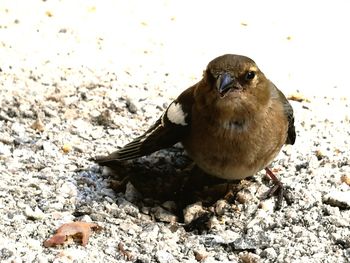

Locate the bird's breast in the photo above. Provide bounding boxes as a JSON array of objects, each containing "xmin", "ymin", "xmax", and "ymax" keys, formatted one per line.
[
  {"xmin": 183, "ymin": 127, "xmax": 263, "ymax": 180},
  {"xmin": 182, "ymin": 104, "xmax": 288, "ymax": 180}
]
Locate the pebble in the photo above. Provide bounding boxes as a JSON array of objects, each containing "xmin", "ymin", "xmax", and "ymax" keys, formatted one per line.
[
  {"xmin": 239, "ymin": 252, "xmax": 261, "ymax": 263},
  {"xmin": 59, "ymin": 181, "xmax": 78, "ymax": 198},
  {"xmin": 259, "ymin": 199, "xmax": 275, "ymax": 213},
  {"xmin": 183, "ymin": 202, "xmax": 206, "ymax": 225},
  {"xmin": 323, "ymin": 191, "xmax": 350, "ymax": 209},
  {"xmin": 0, "ymin": 132, "xmax": 14, "ymax": 144},
  {"xmin": 0, "ymin": 248, "xmax": 13, "ymax": 260},
  {"xmin": 42, "ymin": 141, "xmax": 58, "ymax": 157},
  {"xmin": 0, "ymin": 143, "xmax": 11, "ymax": 157},
  {"xmin": 30, "ymin": 117, "xmax": 45, "ymax": 132},
  {"xmin": 235, "ymin": 189, "xmax": 254, "ymax": 204},
  {"xmin": 261, "ymin": 247, "xmax": 277, "ymax": 260},
  {"xmin": 140, "ymin": 224, "xmax": 160, "ymax": 241},
  {"xmin": 125, "ymin": 182, "xmax": 142, "ymax": 202},
  {"xmin": 100, "ymin": 188, "xmax": 116, "ymax": 199},
  {"xmin": 340, "ymin": 175, "xmax": 350, "ymax": 186},
  {"xmin": 62, "ymin": 143, "xmax": 72, "ymax": 153},
  {"xmin": 214, "ymin": 199, "xmax": 227, "ymax": 216},
  {"xmin": 117, "ymin": 198, "xmax": 140, "ymax": 217},
  {"xmin": 24, "ymin": 205, "xmax": 45, "ymax": 220},
  {"xmin": 326, "ymin": 216, "xmax": 350, "ymax": 227},
  {"xmin": 156, "ymin": 250, "xmax": 176, "ymax": 263},
  {"xmin": 152, "ymin": 206, "xmax": 178, "ymax": 223},
  {"xmin": 162, "ymin": 201, "xmax": 177, "ymax": 213}
]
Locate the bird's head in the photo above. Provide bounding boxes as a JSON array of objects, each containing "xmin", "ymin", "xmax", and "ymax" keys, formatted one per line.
[{"xmin": 197, "ymin": 54, "xmax": 272, "ymax": 116}]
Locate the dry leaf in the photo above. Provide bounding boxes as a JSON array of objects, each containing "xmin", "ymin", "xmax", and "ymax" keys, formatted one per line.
[{"xmin": 43, "ymin": 222, "xmax": 102, "ymax": 247}]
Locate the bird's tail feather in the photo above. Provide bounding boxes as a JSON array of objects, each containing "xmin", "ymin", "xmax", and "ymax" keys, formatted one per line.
[{"xmin": 93, "ymin": 139, "xmax": 146, "ymax": 165}]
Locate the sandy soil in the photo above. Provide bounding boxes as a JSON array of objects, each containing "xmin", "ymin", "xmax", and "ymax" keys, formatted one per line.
[{"xmin": 0, "ymin": 1, "xmax": 349, "ymax": 262}]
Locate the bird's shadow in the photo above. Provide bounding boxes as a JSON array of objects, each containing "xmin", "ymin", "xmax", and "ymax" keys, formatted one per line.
[{"xmin": 98, "ymin": 147, "xmax": 249, "ymax": 221}]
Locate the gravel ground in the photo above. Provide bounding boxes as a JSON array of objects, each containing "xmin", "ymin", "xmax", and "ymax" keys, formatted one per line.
[{"xmin": 1, "ymin": 1, "xmax": 350, "ymax": 263}]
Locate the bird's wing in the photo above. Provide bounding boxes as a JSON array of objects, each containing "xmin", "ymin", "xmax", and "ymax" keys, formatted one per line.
[
  {"xmin": 272, "ymin": 84, "xmax": 296, "ymax": 145},
  {"xmin": 94, "ymin": 86, "xmax": 195, "ymax": 164}
]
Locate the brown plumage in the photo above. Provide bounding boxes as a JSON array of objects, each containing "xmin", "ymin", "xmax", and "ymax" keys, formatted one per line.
[{"xmin": 94, "ymin": 54, "xmax": 295, "ymax": 204}]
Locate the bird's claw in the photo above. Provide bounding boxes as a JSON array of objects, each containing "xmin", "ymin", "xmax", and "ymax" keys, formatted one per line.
[
  {"xmin": 262, "ymin": 167, "xmax": 285, "ymax": 210},
  {"xmin": 261, "ymin": 181, "xmax": 284, "ymax": 210}
]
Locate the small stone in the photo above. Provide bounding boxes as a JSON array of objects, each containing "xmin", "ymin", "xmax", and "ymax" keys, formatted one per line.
[
  {"xmin": 64, "ymin": 108, "xmax": 78, "ymax": 119},
  {"xmin": 141, "ymin": 206, "xmax": 150, "ymax": 215},
  {"xmin": 117, "ymin": 198, "xmax": 139, "ymax": 217},
  {"xmin": 236, "ymin": 190, "xmax": 253, "ymax": 204},
  {"xmin": 102, "ymin": 166, "xmax": 114, "ymax": 177},
  {"xmin": 94, "ymin": 110, "xmax": 112, "ymax": 126},
  {"xmin": 183, "ymin": 202, "xmax": 206, "ymax": 225},
  {"xmin": 341, "ymin": 175, "xmax": 350, "ymax": 186},
  {"xmin": 345, "ymin": 248, "xmax": 350, "ymax": 259},
  {"xmin": 62, "ymin": 143, "xmax": 72, "ymax": 153},
  {"xmin": 42, "ymin": 141, "xmax": 58, "ymax": 157},
  {"xmin": 49, "ymin": 202, "xmax": 64, "ymax": 211},
  {"xmin": 323, "ymin": 205, "xmax": 341, "ymax": 216},
  {"xmin": 0, "ymin": 248, "xmax": 13, "ymax": 260},
  {"xmin": 80, "ymin": 215, "xmax": 93, "ymax": 222},
  {"xmin": 259, "ymin": 199, "xmax": 275, "ymax": 213},
  {"xmin": 152, "ymin": 206, "xmax": 178, "ymax": 223},
  {"xmin": 60, "ymin": 181, "xmax": 78, "ymax": 198},
  {"xmin": 162, "ymin": 201, "xmax": 177, "ymax": 213},
  {"xmin": 100, "ymin": 188, "xmax": 116, "ymax": 199},
  {"xmin": 56, "ymin": 248, "xmax": 87, "ymax": 262},
  {"xmin": 140, "ymin": 224, "xmax": 160, "ymax": 241},
  {"xmin": 24, "ymin": 205, "xmax": 45, "ymax": 220},
  {"xmin": 208, "ymin": 216, "xmax": 222, "ymax": 230},
  {"xmin": 239, "ymin": 252, "xmax": 260, "ymax": 263},
  {"xmin": 261, "ymin": 247, "xmax": 277, "ymax": 260},
  {"xmin": 0, "ymin": 133, "xmax": 14, "ymax": 144},
  {"xmin": 0, "ymin": 143, "xmax": 11, "ymax": 158},
  {"xmin": 31, "ymin": 117, "xmax": 45, "ymax": 131},
  {"xmin": 59, "ymin": 28, "xmax": 67, "ymax": 33},
  {"xmin": 214, "ymin": 199, "xmax": 227, "ymax": 216},
  {"xmin": 327, "ymin": 215, "xmax": 349, "ymax": 227},
  {"xmin": 72, "ymin": 143, "xmax": 85, "ymax": 153},
  {"xmin": 194, "ymin": 250, "xmax": 208, "ymax": 262},
  {"xmin": 323, "ymin": 191, "xmax": 350, "ymax": 209},
  {"xmin": 287, "ymin": 92, "xmax": 310, "ymax": 102},
  {"xmin": 285, "ymin": 210, "xmax": 299, "ymax": 223},
  {"xmin": 155, "ymin": 250, "xmax": 175, "ymax": 263},
  {"xmin": 125, "ymin": 182, "xmax": 141, "ymax": 202},
  {"xmin": 45, "ymin": 11, "xmax": 53, "ymax": 17},
  {"xmin": 104, "ymin": 196, "xmax": 114, "ymax": 203},
  {"xmin": 309, "ymin": 155, "xmax": 320, "ymax": 169},
  {"xmin": 11, "ymin": 122, "xmax": 26, "ymax": 137},
  {"xmin": 233, "ymin": 238, "xmax": 258, "ymax": 251},
  {"xmin": 125, "ymin": 97, "xmax": 138, "ymax": 114}
]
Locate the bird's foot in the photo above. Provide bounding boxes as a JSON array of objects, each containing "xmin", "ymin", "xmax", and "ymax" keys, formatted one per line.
[{"xmin": 261, "ymin": 167, "xmax": 284, "ymax": 210}]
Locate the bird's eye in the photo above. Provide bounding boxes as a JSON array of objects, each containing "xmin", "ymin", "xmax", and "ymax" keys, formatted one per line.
[{"xmin": 245, "ymin": 71, "xmax": 255, "ymax": 81}]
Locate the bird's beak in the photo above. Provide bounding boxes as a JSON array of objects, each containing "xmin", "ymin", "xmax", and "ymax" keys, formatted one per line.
[{"xmin": 217, "ymin": 73, "xmax": 242, "ymax": 97}]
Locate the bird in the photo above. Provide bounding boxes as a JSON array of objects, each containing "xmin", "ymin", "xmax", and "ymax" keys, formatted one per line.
[{"xmin": 94, "ymin": 54, "xmax": 296, "ymax": 208}]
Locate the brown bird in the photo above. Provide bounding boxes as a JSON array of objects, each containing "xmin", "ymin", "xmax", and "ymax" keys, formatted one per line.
[{"xmin": 95, "ymin": 54, "xmax": 296, "ymax": 207}]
